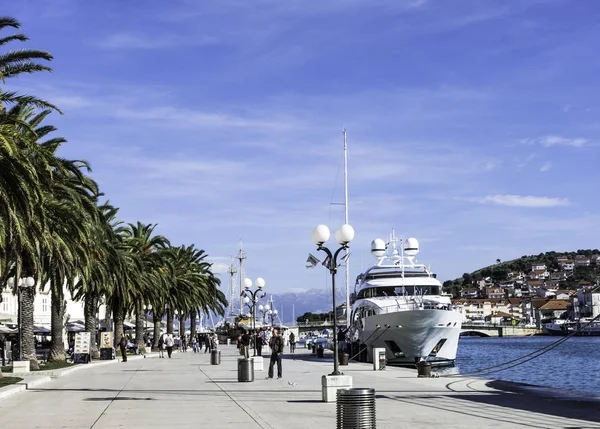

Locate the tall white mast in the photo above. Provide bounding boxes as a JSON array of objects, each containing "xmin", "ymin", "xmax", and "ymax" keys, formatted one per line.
[
  {"xmin": 228, "ymin": 258, "xmax": 238, "ymax": 322},
  {"xmin": 237, "ymin": 239, "xmax": 247, "ymax": 315},
  {"xmin": 343, "ymin": 129, "xmax": 350, "ymax": 327}
]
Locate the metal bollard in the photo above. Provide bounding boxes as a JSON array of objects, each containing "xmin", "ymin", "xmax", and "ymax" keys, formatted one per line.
[
  {"xmin": 210, "ymin": 349, "xmax": 221, "ymax": 365},
  {"xmin": 417, "ymin": 361, "xmax": 431, "ymax": 377},
  {"xmin": 336, "ymin": 388, "xmax": 376, "ymax": 429},
  {"xmin": 237, "ymin": 358, "xmax": 254, "ymax": 382}
]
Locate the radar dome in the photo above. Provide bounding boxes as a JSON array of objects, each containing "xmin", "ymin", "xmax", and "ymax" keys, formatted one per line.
[
  {"xmin": 371, "ymin": 238, "xmax": 386, "ymax": 258},
  {"xmin": 404, "ymin": 237, "xmax": 419, "ymax": 256}
]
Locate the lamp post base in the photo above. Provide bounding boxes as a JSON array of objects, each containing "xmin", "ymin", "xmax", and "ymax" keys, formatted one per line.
[
  {"xmin": 321, "ymin": 374, "xmax": 352, "ymax": 403},
  {"xmin": 12, "ymin": 360, "xmax": 30, "ymax": 373},
  {"xmin": 250, "ymin": 356, "xmax": 264, "ymax": 371}
]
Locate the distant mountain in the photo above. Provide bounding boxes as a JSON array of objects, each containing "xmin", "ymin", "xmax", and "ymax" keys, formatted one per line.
[{"xmin": 266, "ymin": 287, "xmax": 347, "ymax": 325}]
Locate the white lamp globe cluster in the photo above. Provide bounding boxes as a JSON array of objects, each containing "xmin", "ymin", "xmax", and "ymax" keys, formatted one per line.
[{"xmin": 311, "ymin": 224, "xmax": 354, "ymax": 245}]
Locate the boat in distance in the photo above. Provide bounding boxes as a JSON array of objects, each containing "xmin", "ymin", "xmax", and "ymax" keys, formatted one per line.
[
  {"xmin": 545, "ymin": 318, "xmax": 600, "ymax": 336},
  {"xmin": 347, "ymin": 231, "xmax": 462, "ymax": 367}
]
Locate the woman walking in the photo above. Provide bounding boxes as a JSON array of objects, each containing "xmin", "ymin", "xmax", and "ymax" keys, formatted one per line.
[{"xmin": 158, "ymin": 334, "xmax": 165, "ymax": 358}]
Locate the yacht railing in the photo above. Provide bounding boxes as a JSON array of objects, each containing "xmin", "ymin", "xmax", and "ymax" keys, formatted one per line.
[{"xmin": 377, "ymin": 300, "xmax": 452, "ymax": 314}]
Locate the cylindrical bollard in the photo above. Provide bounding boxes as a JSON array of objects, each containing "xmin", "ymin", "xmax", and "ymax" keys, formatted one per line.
[
  {"xmin": 211, "ymin": 349, "xmax": 221, "ymax": 365},
  {"xmin": 336, "ymin": 388, "xmax": 376, "ymax": 429},
  {"xmin": 417, "ymin": 361, "xmax": 431, "ymax": 377},
  {"xmin": 317, "ymin": 346, "xmax": 324, "ymax": 358},
  {"xmin": 339, "ymin": 352, "xmax": 350, "ymax": 366},
  {"xmin": 237, "ymin": 358, "xmax": 254, "ymax": 382}
]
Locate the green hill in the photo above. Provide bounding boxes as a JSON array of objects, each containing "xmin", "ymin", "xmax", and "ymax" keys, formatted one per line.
[{"xmin": 442, "ymin": 249, "xmax": 600, "ymax": 296}]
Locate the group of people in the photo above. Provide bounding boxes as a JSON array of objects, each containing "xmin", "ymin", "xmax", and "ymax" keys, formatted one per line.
[
  {"xmin": 237, "ymin": 327, "xmax": 287, "ymax": 379},
  {"xmin": 116, "ymin": 331, "xmax": 219, "ymax": 361}
]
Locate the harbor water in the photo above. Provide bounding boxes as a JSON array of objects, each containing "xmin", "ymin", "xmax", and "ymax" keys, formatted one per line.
[{"xmin": 437, "ymin": 336, "xmax": 600, "ymax": 396}]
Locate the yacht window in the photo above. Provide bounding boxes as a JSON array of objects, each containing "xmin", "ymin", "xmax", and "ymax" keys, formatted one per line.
[
  {"xmin": 428, "ymin": 339, "xmax": 447, "ymax": 357},
  {"xmin": 384, "ymin": 340, "xmax": 405, "ymax": 358},
  {"xmin": 359, "ymin": 285, "xmax": 440, "ymax": 298}
]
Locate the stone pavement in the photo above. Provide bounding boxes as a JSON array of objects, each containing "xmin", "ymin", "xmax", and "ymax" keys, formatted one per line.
[{"xmin": 0, "ymin": 344, "xmax": 599, "ymax": 428}]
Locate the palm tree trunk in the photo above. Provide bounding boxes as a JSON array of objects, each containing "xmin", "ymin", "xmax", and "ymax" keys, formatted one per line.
[
  {"xmin": 190, "ymin": 309, "xmax": 197, "ymax": 341},
  {"xmin": 48, "ymin": 288, "xmax": 66, "ymax": 362},
  {"xmin": 167, "ymin": 308, "xmax": 174, "ymax": 335},
  {"xmin": 152, "ymin": 312, "xmax": 162, "ymax": 351},
  {"xmin": 84, "ymin": 294, "xmax": 100, "ymax": 359},
  {"xmin": 20, "ymin": 286, "xmax": 39, "ymax": 370},
  {"xmin": 113, "ymin": 297, "xmax": 125, "ymax": 344},
  {"xmin": 135, "ymin": 300, "xmax": 145, "ymax": 353},
  {"xmin": 179, "ymin": 314, "xmax": 186, "ymax": 341}
]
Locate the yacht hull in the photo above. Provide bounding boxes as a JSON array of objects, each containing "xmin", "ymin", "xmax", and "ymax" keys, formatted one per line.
[{"xmin": 353, "ymin": 309, "xmax": 462, "ymax": 366}]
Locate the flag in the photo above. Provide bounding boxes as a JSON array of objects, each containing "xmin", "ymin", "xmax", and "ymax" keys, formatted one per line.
[
  {"xmin": 306, "ymin": 253, "xmax": 320, "ymax": 268},
  {"xmin": 341, "ymin": 250, "xmax": 352, "ymax": 263},
  {"xmin": 322, "ymin": 255, "xmax": 331, "ymax": 269}
]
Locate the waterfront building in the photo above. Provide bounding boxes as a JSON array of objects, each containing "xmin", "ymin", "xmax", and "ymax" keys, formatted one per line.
[{"xmin": 0, "ymin": 283, "xmax": 107, "ymax": 332}]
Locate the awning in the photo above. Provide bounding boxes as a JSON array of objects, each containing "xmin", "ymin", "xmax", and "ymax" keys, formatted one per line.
[
  {"xmin": 0, "ymin": 324, "xmax": 17, "ymax": 334},
  {"xmin": 66, "ymin": 321, "xmax": 86, "ymax": 332},
  {"xmin": 123, "ymin": 322, "xmax": 135, "ymax": 331},
  {"xmin": 34, "ymin": 325, "xmax": 51, "ymax": 334}
]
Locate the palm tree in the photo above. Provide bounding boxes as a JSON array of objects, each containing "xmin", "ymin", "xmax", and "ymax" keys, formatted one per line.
[
  {"xmin": 166, "ymin": 245, "xmax": 227, "ymax": 336},
  {"xmin": 0, "ymin": 16, "xmax": 58, "ymax": 111},
  {"xmin": 118, "ymin": 222, "xmax": 169, "ymax": 349},
  {"xmin": 73, "ymin": 202, "xmax": 124, "ymax": 359}
]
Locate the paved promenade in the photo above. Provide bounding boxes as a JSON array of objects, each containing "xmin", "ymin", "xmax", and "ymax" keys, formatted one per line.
[{"xmin": 1, "ymin": 344, "xmax": 599, "ymax": 428}]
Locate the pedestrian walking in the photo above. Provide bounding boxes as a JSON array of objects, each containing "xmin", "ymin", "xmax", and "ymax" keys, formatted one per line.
[
  {"xmin": 158, "ymin": 334, "xmax": 165, "ymax": 358},
  {"xmin": 181, "ymin": 335, "xmax": 187, "ymax": 352},
  {"xmin": 289, "ymin": 332, "xmax": 296, "ymax": 353},
  {"xmin": 256, "ymin": 331, "xmax": 263, "ymax": 357},
  {"xmin": 204, "ymin": 334, "xmax": 210, "ymax": 353},
  {"xmin": 119, "ymin": 334, "xmax": 128, "ymax": 362},
  {"xmin": 211, "ymin": 332, "xmax": 218, "ymax": 351},
  {"xmin": 0, "ymin": 335, "xmax": 6, "ymax": 366},
  {"xmin": 165, "ymin": 334, "xmax": 174, "ymax": 358},
  {"xmin": 266, "ymin": 328, "xmax": 284, "ymax": 379},
  {"xmin": 192, "ymin": 336, "xmax": 198, "ymax": 353},
  {"xmin": 240, "ymin": 330, "xmax": 250, "ymax": 358}
]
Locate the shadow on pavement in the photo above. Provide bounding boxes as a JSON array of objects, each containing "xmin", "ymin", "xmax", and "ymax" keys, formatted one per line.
[
  {"xmin": 381, "ymin": 390, "xmax": 600, "ymax": 425},
  {"xmin": 84, "ymin": 396, "xmax": 155, "ymax": 401}
]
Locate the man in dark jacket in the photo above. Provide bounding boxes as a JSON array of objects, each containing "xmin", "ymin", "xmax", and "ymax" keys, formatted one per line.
[
  {"xmin": 266, "ymin": 329, "xmax": 284, "ymax": 379},
  {"xmin": 119, "ymin": 334, "xmax": 128, "ymax": 362},
  {"xmin": 204, "ymin": 334, "xmax": 210, "ymax": 353},
  {"xmin": 0, "ymin": 335, "xmax": 5, "ymax": 366},
  {"xmin": 240, "ymin": 330, "xmax": 250, "ymax": 358}
]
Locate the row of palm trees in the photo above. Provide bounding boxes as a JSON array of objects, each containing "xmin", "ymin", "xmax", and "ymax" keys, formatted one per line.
[{"xmin": 0, "ymin": 17, "xmax": 227, "ymax": 375}]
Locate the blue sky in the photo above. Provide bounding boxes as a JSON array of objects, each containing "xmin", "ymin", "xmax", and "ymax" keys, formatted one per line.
[{"xmin": 5, "ymin": 0, "xmax": 600, "ymax": 297}]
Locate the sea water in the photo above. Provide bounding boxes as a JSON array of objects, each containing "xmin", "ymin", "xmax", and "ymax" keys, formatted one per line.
[{"xmin": 437, "ymin": 336, "xmax": 600, "ymax": 396}]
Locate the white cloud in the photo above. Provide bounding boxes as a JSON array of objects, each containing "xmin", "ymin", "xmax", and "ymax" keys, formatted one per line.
[
  {"xmin": 523, "ymin": 135, "xmax": 588, "ymax": 148},
  {"xmin": 94, "ymin": 32, "xmax": 217, "ymax": 49},
  {"xmin": 477, "ymin": 195, "xmax": 569, "ymax": 208},
  {"xmin": 540, "ymin": 161, "xmax": 552, "ymax": 172}
]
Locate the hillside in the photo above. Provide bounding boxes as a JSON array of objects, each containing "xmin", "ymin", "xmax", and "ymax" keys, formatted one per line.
[{"xmin": 443, "ymin": 249, "xmax": 600, "ymax": 296}]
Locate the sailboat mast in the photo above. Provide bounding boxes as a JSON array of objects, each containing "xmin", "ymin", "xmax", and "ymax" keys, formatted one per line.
[
  {"xmin": 343, "ymin": 129, "xmax": 350, "ymax": 327},
  {"xmin": 228, "ymin": 258, "xmax": 237, "ymax": 322},
  {"xmin": 237, "ymin": 240, "xmax": 246, "ymax": 316}
]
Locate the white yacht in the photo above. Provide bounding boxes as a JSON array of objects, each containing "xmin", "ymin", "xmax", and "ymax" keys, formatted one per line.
[
  {"xmin": 347, "ymin": 231, "xmax": 462, "ymax": 367},
  {"xmin": 545, "ymin": 318, "xmax": 600, "ymax": 336}
]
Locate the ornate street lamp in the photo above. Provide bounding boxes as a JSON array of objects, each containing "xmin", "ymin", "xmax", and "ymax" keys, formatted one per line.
[
  {"xmin": 312, "ymin": 223, "xmax": 354, "ymax": 376},
  {"xmin": 266, "ymin": 308, "xmax": 279, "ymax": 326},
  {"xmin": 242, "ymin": 277, "xmax": 266, "ymax": 356},
  {"xmin": 258, "ymin": 304, "xmax": 271, "ymax": 325}
]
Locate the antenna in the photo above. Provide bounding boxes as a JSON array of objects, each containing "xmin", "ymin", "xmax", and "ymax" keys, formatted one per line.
[
  {"xmin": 237, "ymin": 239, "xmax": 247, "ymax": 316},
  {"xmin": 228, "ymin": 257, "xmax": 238, "ymax": 322}
]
